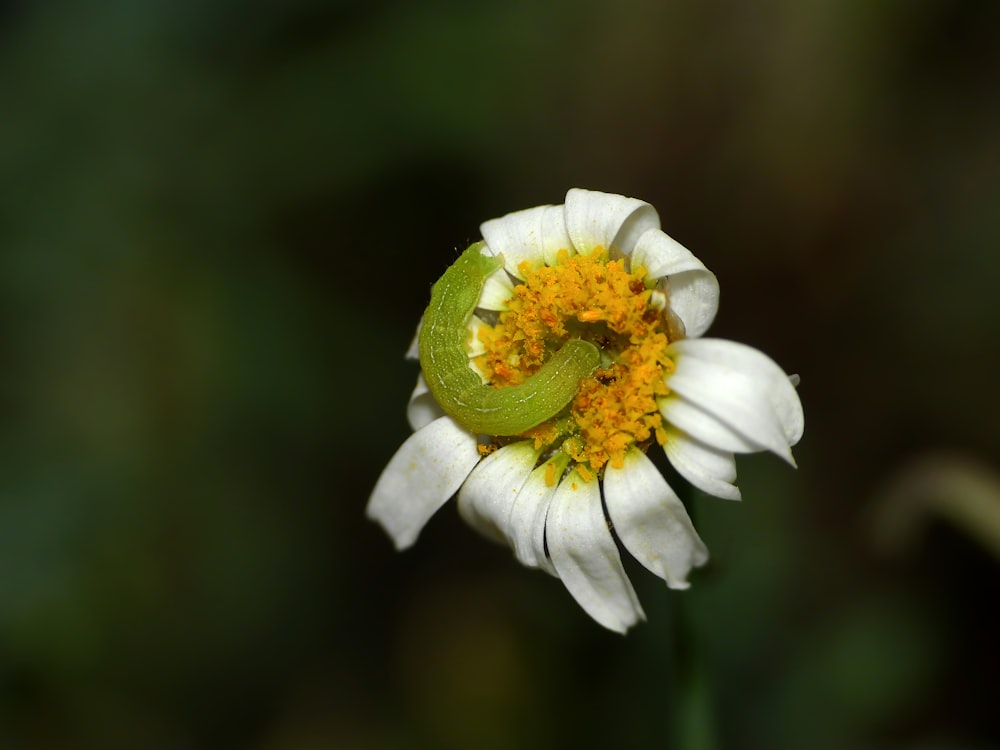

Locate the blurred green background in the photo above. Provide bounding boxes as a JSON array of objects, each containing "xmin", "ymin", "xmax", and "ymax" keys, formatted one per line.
[{"xmin": 2, "ymin": 0, "xmax": 998, "ymax": 748}]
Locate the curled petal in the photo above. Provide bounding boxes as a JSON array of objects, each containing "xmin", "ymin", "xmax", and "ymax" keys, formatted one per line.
[
  {"xmin": 631, "ymin": 228, "xmax": 719, "ymax": 338},
  {"xmin": 540, "ymin": 204, "xmax": 575, "ymax": 266},
  {"xmin": 631, "ymin": 227, "xmax": 706, "ymax": 279},
  {"xmin": 659, "ymin": 394, "xmax": 768, "ymax": 455},
  {"xmin": 669, "ymin": 338, "xmax": 804, "ymax": 459},
  {"xmin": 466, "ymin": 314, "xmax": 488, "ymax": 357},
  {"xmin": 546, "ymin": 470, "xmax": 645, "ymax": 633},
  {"xmin": 564, "ymin": 188, "xmax": 660, "ymax": 256},
  {"xmin": 476, "ymin": 262, "xmax": 517, "ymax": 310},
  {"xmin": 506, "ymin": 454, "xmax": 569, "ymax": 576},
  {"xmin": 458, "ymin": 442, "xmax": 541, "ymax": 545},
  {"xmin": 664, "ymin": 360, "xmax": 793, "ymax": 465},
  {"xmin": 367, "ymin": 417, "xmax": 481, "ymax": 549},
  {"xmin": 604, "ymin": 449, "xmax": 709, "ymax": 589},
  {"xmin": 406, "ymin": 373, "xmax": 445, "ymax": 432},
  {"xmin": 663, "ymin": 427, "xmax": 742, "ymax": 501},
  {"xmin": 668, "ymin": 269, "xmax": 721, "ymax": 339},
  {"xmin": 663, "ymin": 342, "xmax": 800, "ymax": 465},
  {"xmin": 480, "ymin": 205, "xmax": 550, "ymax": 280}
]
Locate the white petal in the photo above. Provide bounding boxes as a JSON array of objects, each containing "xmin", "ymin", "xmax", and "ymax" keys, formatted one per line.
[
  {"xmin": 630, "ymin": 228, "xmax": 719, "ymax": 338},
  {"xmin": 466, "ymin": 314, "xmax": 488, "ymax": 358},
  {"xmin": 476, "ymin": 261, "xmax": 516, "ymax": 310},
  {"xmin": 480, "ymin": 205, "xmax": 550, "ymax": 280},
  {"xmin": 564, "ymin": 189, "xmax": 660, "ymax": 256},
  {"xmin": 663, "ymin": 428, "xmax": 742, "ymax": 501},
  {"xmin": 670, "ymin": 338, "xmax": 804, "ymax": 455},
  {"xmin": 631, "ymin": 227, "xmax": 707, "ymax": 279},
  {"xmin": 604, "ymin": 449, "xmax": 709, "ymax": 588},
  {"xmin": 546, "ymin": 470, "xmax": 645, "ymax": 633},
  {"xmin": 367, "ymin": 417, "xmax": 481, "ymax": 549},
  {"xmin": 406, "ymin": 373, "xmax": 444, "ymax": 432},
  {"xmin": 457, "ymin": 441, "xmax": 540, "ymax": 545},
  {"xmin": 540, "ymin": 204, "xmax": 575, "ymax": 266},
  {"xmin": 668, "ymin": 269, "xmax": 720, "ymax": 338},
  {"xmin": 659, "ymin": 394, "xmax": 767, "ymax": 455},
  {"xmin": 506, "ymin": 454, "xmax": 568, "ymax": 576},
  {"xmin": 662, "ymin": 342, "xmax": 800, "ymax": 465},
  {"xmin": 665, "ymin": 368, "xmax": 794, "ymax": 465}
]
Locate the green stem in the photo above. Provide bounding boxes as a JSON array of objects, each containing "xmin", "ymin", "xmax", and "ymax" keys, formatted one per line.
[
  {"xmin": 670, "ymin": 490, "xmax": 716, "ymax": 750},
  {"xmin": 672, "ymin": 592, "xmax": 716, "ymax": 750}
]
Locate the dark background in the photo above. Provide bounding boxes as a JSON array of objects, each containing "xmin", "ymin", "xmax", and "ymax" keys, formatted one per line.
[{"xmin": 2, "ymin": 1, "xmax": 998, "ymax": 748}]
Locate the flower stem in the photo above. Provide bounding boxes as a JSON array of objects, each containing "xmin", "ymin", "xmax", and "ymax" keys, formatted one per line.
[
  {"xmin": 672, "ymin": 593, "xmax": 717, "ymax": 750},
  {"xmin": 671, "ymin": 493, "xmax": 717, "ymax": 750}
]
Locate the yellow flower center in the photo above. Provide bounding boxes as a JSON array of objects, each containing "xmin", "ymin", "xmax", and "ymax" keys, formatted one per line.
[{"xmin": 474, "ymin": 248, "xmax": 678, "ymax": 482}]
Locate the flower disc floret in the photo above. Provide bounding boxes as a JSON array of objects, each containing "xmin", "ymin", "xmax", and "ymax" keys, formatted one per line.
[{"xmin": 475, "ymin": 248, "xmax": 676, "ymax": 481}]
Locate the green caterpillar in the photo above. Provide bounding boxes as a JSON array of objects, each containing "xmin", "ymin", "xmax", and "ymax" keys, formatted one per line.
[{"xmin": 419, "ymin": 242, "xmax": 600, "ymax": 436}]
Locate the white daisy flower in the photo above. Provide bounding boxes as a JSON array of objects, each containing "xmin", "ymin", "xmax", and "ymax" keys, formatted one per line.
[{"xmin": 368, "ymin": 188, "xmax": 804, "ymax": 633}]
